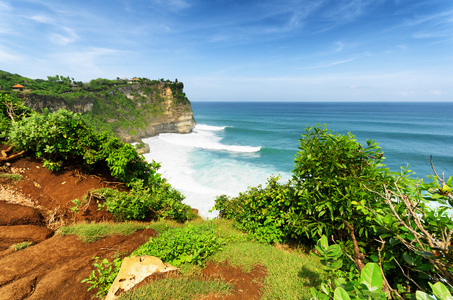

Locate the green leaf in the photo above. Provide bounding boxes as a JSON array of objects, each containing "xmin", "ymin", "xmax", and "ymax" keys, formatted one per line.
[
  {"xmin": 416, "ymin": 291, "xmax": 436, "ymax": 300},
  {"xmin": 360, "ymin": 263, "xmax": 383, "ymax": 291},
  {"xmin": 429, "ymin": 282, "xmax": 453, "ymax": 300},
  {"xmin": 334, "ymin": 287, "xmax": 351, "ymax": 300},
  {"xmin": 402, "ymin": 253, "xmax": 415, "ymax": 266}
]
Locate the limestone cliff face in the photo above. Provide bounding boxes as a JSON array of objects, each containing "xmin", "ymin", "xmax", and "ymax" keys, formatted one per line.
[
  {"xmin": 113, "ymin": 85, "xmax": 196, "ymax": 142},
  {"xmin": 20, "ymin": 81, "xmax": 196, "ymax": 142}
]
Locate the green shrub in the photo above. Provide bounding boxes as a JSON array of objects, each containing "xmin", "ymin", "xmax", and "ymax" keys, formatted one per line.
[
  {"xmin": 132, "ymin": 222, "xmax": 223, "ymax": 266},
  {"xmin": 291, "ymin": 124, "xmax": 396, "ymax": 240},
  {"xmin": 214, "ymin": 176, "xmax": 295, "ymax": 244},
  {"xmin": 94, "ymin": 180, "xmax": 195, "ymax": 222},
  {"xmin": 7, "ymin": 108, "xmax": 161, "ymax": 185},
  {"xmin": 0, "ymin": 93, "xmax": 30, "ymax": 139}
]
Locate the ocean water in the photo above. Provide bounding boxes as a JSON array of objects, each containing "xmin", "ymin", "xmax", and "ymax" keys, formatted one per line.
[{"xmin": 143, "ymin": 102, "xmax": 453, "ymax": 218}]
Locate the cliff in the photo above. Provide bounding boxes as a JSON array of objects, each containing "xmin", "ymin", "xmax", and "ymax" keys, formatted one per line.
[{"xmin": 16, "ymin": 79, "xmax": 196, "ymax": 142}]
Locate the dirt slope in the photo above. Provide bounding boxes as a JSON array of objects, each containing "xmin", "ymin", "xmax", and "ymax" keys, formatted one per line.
[{"xmin": 0, "ymin": 149, "xmax": 265, "ymax": 300}]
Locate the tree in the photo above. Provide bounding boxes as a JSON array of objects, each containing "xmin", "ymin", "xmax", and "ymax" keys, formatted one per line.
[{"xmin": 290, "ymin": 125, "xmax": 395, "ymax": 241}]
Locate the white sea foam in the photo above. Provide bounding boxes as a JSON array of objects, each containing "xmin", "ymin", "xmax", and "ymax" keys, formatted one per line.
[
  {"xmin": 195, "ymin": 124, "xmax": 229, "ymax": 131},
  {"xmin": 142, "ymin": 126, "xmax": 289, "ymax": 218},
  {"xmin": 156, "ymin": 124, "xmax": 261, "ymax": 153}
]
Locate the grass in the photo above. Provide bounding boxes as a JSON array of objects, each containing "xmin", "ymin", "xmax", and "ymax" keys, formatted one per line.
[
  {"xmin": 0, "ymin": 173, "xmax": 22, "ymax": 181},
  {"xmin": 10, "ymin": 241, "xmax": 33, "ymax": 251},
  {"xmin": 118, "ymin": 278, "xmax": 233, "ymax": 300},
  {"xmin": 117, "ymin": 219, "xmax": 324, "ymax": 300},
  {"xmin": 209, "ymin": 241, "xmax": 324, "ymax": 299},
  {"xmin": 57, "ymin": 221, "xmax": 151, "ymax": 243},
  {"xmin": 56, "ymin": 219, "xmax": 186, "ymax": 243},
  {"xmin": 64, "ymin": 219, "xmax": 325, "ymax": 299}
]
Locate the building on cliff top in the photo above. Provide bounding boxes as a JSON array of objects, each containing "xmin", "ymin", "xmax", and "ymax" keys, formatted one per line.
[{"xmin": 12, "ymin": 84, "xmax": 24, "ymax": 91}]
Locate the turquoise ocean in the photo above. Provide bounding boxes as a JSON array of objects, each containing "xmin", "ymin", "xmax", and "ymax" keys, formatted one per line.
[{"xmin": 143, "ymin": 102, "xmax": 453, "ymax": 218}]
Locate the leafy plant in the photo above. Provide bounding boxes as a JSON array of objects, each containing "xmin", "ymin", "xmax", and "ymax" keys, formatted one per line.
[
  {"xmin": 214, "ymin": 176, "xmax": 295, "ymax": 244},
  {"xmin": 132, "ymin": 222, "xmax": 223, "ymax": 266},
  {"xmin": 10, "ymin": 241, "xmax": 33, "ymax": 251},
  {"xmin": 416, "ymin": 282, "xmax": 453, "ymax": 300},
  {"xmin": 92, "ymin": 179, "xmax": 195, "ymax": 222},
  {"xmin": 291, "ymin": 124, "xmax": 395, "ymax": 240},
  {"xmin": 372, "ymin": 162, "xmax": 453, "ymax": 292},
  {"xmin": 81, "ymin": 256, "xmax": 122, "ymax": 297},
  {"xmin": 311, "ymin": 235, "xmax": 387, "ymax": 300},
  {"xmin": 0, "ymin": 92, "xmax": 30, "ymax": 138}
]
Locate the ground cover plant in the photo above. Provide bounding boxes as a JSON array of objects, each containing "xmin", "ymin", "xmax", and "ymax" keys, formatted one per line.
[
  {"xmin": 118, "ymin": 277, "xmax": 233, "ymax": 300},
  {"xmin": 10, "ymin": 241, "xmax": 33, "ymax": 251},
  {"xmin": 132, "ymin": 221, "xmax": 224, "ymax": 266},
  {"xmin": 57, "ymin": 221, "xmax": 151, "ymax": 243},
  {"xmin": 74, "ymin": 219, "xmax": 324, "ymax": 299}
]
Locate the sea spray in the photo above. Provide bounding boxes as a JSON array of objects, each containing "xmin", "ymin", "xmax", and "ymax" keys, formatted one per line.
[{"xmin": 142, "ymin": 124, "xmax": 291, "ymax": 218}]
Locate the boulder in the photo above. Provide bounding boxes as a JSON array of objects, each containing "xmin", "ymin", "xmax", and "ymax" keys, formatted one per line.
[{"xmin": 106, "ymin": 255, "xmax": 177, "ymax": 300}]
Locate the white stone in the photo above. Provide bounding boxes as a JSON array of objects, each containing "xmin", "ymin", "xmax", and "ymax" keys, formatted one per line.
[{"xmin": 105, "ymin": 255, "xmax": 177, "ymax": 300}]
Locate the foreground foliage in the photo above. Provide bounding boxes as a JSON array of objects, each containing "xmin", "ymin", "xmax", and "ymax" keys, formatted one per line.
[
  {"xmin": 1, "ymin": 96, "xmax": 194, "ymax": 223},
  {"xmin": 132, "ymin": 222, "xmax": 223, "ymax": 266},
  {"xmin": 215, "ymin": 124, "xmax": 453, "ymax": 298},
  {"xmin": 80, "ymin": 219, "xmax": 324, "ymax": 299},
  {"xmin": 81, "ymin": 256, "xmax": 122, "ymax": 297}
]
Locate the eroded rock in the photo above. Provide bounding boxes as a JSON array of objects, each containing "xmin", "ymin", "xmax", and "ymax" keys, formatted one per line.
[{"xmin": 106, "ymin": 255, "xmax": 178, "ymax": 300}]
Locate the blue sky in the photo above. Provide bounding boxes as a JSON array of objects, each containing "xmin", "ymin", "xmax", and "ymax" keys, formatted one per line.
[{"xmin": 0, "ymin": 0, "xmax": 452, "ymax": 101}]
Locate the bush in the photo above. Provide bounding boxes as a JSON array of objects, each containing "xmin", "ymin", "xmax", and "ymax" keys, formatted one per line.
[
  {"xmin": 132, "ymin": 222, "xmax": 223, "ymax": 266},
  {"xmin": 214, "ymin": 176, "xmax": 295, "ymax": 244},
  {"xmin": 0, "ymin": 93, "xmax": 30, "ymax": 139},
  {"xmin": 93, "ymin": 180, "xmax": 196, "ymax": 222},
  {"xmin": 7, "ymin": 109, "xmax": 160, "ymax": 185},
  {"xmin": 291, "ymin": 124, "xmax": 396, "ymax": 240}
]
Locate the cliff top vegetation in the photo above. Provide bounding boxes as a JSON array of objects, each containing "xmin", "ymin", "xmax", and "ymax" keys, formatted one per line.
[{"xmin": 0, "ymin": 69, "xmax": 191, "ymax": 138}]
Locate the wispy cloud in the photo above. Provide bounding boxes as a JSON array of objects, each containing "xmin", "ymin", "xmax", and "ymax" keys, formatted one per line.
[
  {"xmin": 28, "ymin": 15, "xmax": 53, "ymax": 24},
  {"xmin": 0, "ymin": 46, "xmax": 21, "ymax": 63},
  {"xmin": 243, "ymin": 0, "xmax": 325, "ymax": 34},
  {"xmin": 322, "ymin": 0, "xmax": 378, "ymax": 23},
  {"xmin": 335, "ymin": 41, "xmax": 345, "ymax": 51},
  {"xmin": 400, "ymin": 10, "xmax": 453, "ymax": 40},
  {"xmin": 49, "ymin": 27, "xmax": 78, "ymax": 45},
  {"xmin": 0, "ymin": 0, "xmax": 11, "ymax": 10},
  {"xmin": 148, "ymin": 0, "xmax": 191, "ymax": 13},
  {"xmin": 301, "ymin": 57, "xmax": 358, "ymax": 69},
  {"xmin": 430, "ymin": 89, "xmax": 445, "ymax": 96}
]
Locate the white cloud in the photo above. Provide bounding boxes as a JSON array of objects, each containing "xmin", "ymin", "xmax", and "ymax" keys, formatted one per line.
[
  {"xmin": 336, "ymin": 41, "xmax": 344, "ymax": 51},
  {"xmin": 0, "ymin": 1, "xmax": 11, "ymax": 11},
  {"xmin": 430, "ymin": 89, "xmax": 444, "ymax": 96},
  {"xmin": 301, "ymin": 57, "xmax": 358, "ymax": 69},
  {"xmin": 49, "ymin": 27, "xmax": 78, "ymax": 45},
  {"xmin": 150, "ymin": 0, "xmax": 191, "ymax": 12},
  {"xmin": 28, "ymin": 15, "xmax": 53, "ymax": 24},
  {"xmin": 53, "ymin": 47, "xmax": 121, "ymax": 77},
  {"xmin": 323, "ymin": 0, "xmax": 377, "ymax": 23},
  {"xmin": 0, "ymin": 46, "xmax": 21, "ymax": 63},
  {"xmin": 397, "ymin": 90, "xmax": 414, "ymax": 97}
]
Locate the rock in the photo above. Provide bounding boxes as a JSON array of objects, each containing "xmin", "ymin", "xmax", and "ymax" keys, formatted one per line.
[
  {"xmin": 135, "ymin": 143, "xmax": 150, "ymax": 154},
  {"xmin": 106, "ymin": 255, "xmax": 178, "ymax": 300}
]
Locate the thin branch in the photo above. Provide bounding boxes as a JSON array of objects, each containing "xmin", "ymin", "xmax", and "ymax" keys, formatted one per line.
[{"xmin": 430, "ymin": 155, "xmax": 442, "ymax": 182}]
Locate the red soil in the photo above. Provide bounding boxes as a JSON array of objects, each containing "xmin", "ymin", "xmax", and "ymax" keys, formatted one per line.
[{"xmin": 0, "ymin": 148, "xmax": 266, "ymax": 300}]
